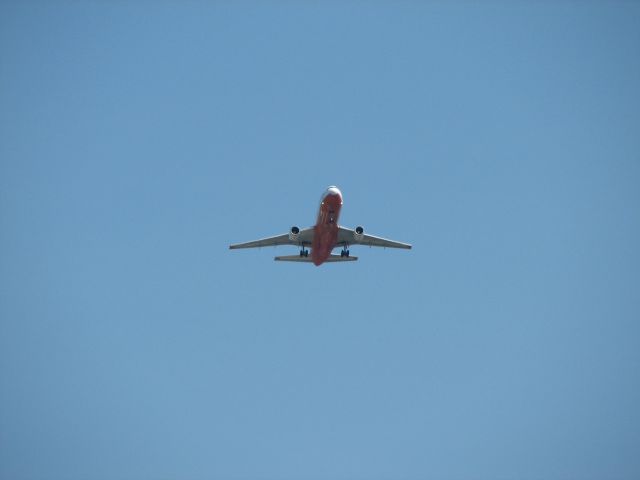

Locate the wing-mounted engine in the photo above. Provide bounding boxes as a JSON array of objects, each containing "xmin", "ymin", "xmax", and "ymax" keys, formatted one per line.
[
  {"xmin": 289, "ymin": 226, "xmax": 300, "ymax": 242},
  {"xmin": 353, "ymin": 226, "xmax": 364, "ymax": 242}
]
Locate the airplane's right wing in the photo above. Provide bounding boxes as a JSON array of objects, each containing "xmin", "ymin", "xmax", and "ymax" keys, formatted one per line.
[
  {"xmin": 229, "ymin": 227, "xmax": 314, "ymax": 249},
  {"xmin": 337, "ymin": 226, "xmax": 412, "ymax": 249}
]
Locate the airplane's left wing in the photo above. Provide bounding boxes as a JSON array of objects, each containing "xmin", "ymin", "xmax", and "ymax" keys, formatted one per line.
[
  {"xmin": 337, "ymin": 226, "xmax": 412, "ymax": 249},
  {"xmin": 229, "ymin": 227, "xmax": 314, "ymax": 249}
]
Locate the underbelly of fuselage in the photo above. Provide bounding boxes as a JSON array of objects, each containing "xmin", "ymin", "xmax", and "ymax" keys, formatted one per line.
[
  {"xmin": 311, "ymin": 195, "xmax": 342, "ymax": 266},
  {"xmin": 311, "ymin": 224, "xmax": 339, "ymax": 265}
]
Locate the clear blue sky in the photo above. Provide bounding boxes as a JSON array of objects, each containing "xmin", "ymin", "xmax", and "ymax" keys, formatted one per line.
[{"xmin": 1, "ymin": 2, "xmax": 639, "ymax": 479}]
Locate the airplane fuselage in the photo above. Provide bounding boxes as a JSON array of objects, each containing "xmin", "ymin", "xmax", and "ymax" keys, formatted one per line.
[{"xmin": 311, "ymin": 186, "xmax": 343, "ymax": 266}]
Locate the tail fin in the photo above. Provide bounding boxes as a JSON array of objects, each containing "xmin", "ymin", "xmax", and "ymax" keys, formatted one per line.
[{"xmin": 274, "ymin": 254, "xmax": 358, "ymax": 263}]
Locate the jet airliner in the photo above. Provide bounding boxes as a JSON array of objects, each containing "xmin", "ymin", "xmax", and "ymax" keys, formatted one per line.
[{"xmin": 229, "ymin": 186, "xmax": 411, "ymax": 266}]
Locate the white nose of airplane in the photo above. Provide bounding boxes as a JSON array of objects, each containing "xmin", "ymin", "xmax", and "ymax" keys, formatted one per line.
[
  {"xmin": 323, "ymin": 185, "xmax": 343, "ymax": 203},
  {"xmin": 326, "ymin": 185, "xmax": 341, "ymax": 196}
]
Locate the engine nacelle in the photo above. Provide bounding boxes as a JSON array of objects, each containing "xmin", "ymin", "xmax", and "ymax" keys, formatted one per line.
[
  {"xmin": 354, "ymin": 226, "xmax": 364, "ymax": 242},
  {"xmin": 289, "ymin": 226, "xmax": 300, "ymax": 241}
]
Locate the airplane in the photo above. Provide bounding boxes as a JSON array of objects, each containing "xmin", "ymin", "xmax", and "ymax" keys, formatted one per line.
[{"xmin": 229, "ymin": 186, "xmax": 411, "ymax": 266}]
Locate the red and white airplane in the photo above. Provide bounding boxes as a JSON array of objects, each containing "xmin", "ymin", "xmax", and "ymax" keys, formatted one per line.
[{"xmin": 229, "ymin": 186, "xmax": 411, "ymax": 266}]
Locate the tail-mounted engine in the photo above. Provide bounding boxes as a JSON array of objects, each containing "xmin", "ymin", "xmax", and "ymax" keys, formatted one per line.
[
  {"xmin": 289, "ymin": 226, "xmax": 300, "ymax": 241},
  {"xmin": 354, "ymin": 226, "xmax": 364, "ymax": 242}
]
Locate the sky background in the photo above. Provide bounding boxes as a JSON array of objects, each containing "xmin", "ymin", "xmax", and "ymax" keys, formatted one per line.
[{"xmin": 1, "ymin": 2, "xmax": 639, "ymax": 479}]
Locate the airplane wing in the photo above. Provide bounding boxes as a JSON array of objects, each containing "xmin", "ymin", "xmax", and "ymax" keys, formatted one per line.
[
  {"xmin": 229, "ymin": 227, "xmax": 314, "ymax": 249},
  {"xmin": 336, "ymin": 226, "xmax": 412, "ymax": 249}
]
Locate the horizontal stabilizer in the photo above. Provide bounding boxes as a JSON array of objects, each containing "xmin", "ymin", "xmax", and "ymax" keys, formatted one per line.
[{"xmin": 274, "ymin": 254, "xmax": 358, "ymax": 263}]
